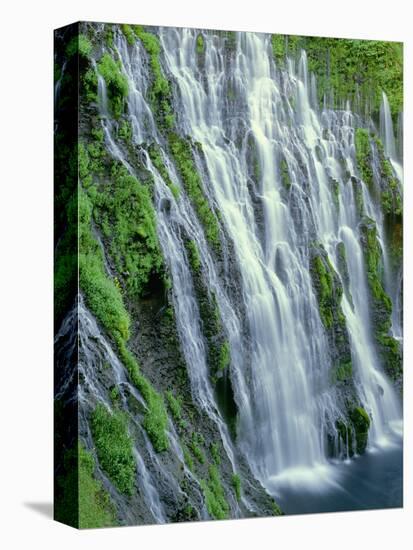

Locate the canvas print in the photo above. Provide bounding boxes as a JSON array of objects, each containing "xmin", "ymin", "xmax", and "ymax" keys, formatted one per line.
[{"xmin": 54, "ymin": 22, "xmax": 403, "ymax": 528}]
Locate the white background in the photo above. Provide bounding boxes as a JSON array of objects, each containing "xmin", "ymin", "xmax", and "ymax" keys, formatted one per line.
[{"xmin": 0, "ymin": 0, "xmax": 410, "ymax": 548}]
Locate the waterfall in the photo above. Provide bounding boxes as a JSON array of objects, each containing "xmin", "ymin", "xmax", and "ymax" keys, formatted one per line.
[
  {"xmin": 380, "ymin": 91, "xmax": 397, "ymax": 161},
  {"xmin": 64, "ymin": 24, "xmax": 403, "ymax": 524}
]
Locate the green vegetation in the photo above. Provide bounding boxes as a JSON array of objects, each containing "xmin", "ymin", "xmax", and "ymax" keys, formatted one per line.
[
  {"xmin": 148, "ymin": 142, "xmax": 180, "ymax": 199},
  {"xmin": 355, "ymin": 128, "xmax": 373, "ymax": 187},
  {"xmin": 231, "ymin": 473, "xmax": 241, "ymax": 502},
  {"xmin": 134, "ymin": 26, "xmax": 175, "ymax": 129},
  {"xmin": 196, "ymin": 34, "xmax": 205, "ymax": 55},
  {"xmin": 310, "ymin": 252, "xmax": 344, "ymax": 330},
  {"xmin": 109, "ymin": 385, "xmax": 121, "ymax": 406},
  {"xmin": 280, "ymin": 157, "xmax": 291, "ymax": 190},
  {"xmin": 359, "ymin": 217, "xmax": 401, "ymax": 381},
  {"xmin": 349, "ymin": 406, "xmax": 371, "ymax": 454},
  {"xmin": 218, "ymin": 341, "xmax": 231, "ymax": 372},
  {"xmin": 165, "ymin": 390, "xmax": 182, "ymax": 422},
  {"xmin": 210, "ymin": 442, "xmax": 221, "ymax": 465},
  {"xmin": 185, "ymin": 240, "xmax": 201, "ymax": 272},
  {"xmin": 200, "ymin": 465, "xmax": 229, "ymax": 520},
  {"xmin": 182, "ymin": 445, "xmax": 195, "ymax": 471},
  {"xmin": 189, "ymin": 432, "xmax": 206, "ymax": 464},
  {"xmin": 82, "ymin": 67, "xmax": 98, "ymax": 103},
  {"xmin": 168, "ymin": 133, "xmax": 221, "ymax": 250},
  {"xmin": 79, "ymin": 147, "xmax": 169, "ymax": 452},
  {"xmin": 97, "ymin": 53, "xmax": 129, "ymax": 118},
  {"xmin": 55, "ymin": 443, "xmax": 117, "ymax": 528},
  {"xmin": 331, "ymin": 361, "xmax": 352, "ymax": 383},
  {"xmin": 118, "ymin": 120, "xmax": 132, "ymax": 142},
  {"xmin": 373, "ymin": 136, "xmax": 402, "ymax": 217},
  {"xmin": 79, "ymin": 444, "xmax": 117, "ymax": 528},
  {"xmin": 91, "ymin": 404, "xmax": 136, "ymax": 495},
  {"xmin": 271, "ymin": 35, "xmax": 403, "ymax": 117},
  {"xmin": 121, "ymin": 24, "xmax": 136, "ymax": 46},
  {"xmin": 79, "ymin": 189, "xmax": 131, "ymax": 341},
  {"xmin": 66, "ymin": 34, "xmax": 92, "ymax": 59}
]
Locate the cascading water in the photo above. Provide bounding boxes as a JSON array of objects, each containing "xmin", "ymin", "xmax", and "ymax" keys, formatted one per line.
[{"xmin": 55, "ymin": 23, "xmax": 403, "ymax": 525}]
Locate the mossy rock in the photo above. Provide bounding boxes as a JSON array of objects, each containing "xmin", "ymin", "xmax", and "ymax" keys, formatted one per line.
[{"xmin": 349, "ymin": 406, "xmax": 371, "ymax": 454}]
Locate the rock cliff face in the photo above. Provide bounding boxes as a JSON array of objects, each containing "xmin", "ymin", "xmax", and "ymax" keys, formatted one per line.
[{"xmin": 54, "ymin": 23, "xmax": 403, "ymax": 528}]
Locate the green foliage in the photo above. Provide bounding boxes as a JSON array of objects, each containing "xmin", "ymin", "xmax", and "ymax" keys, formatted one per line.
[
  {"xmin": 271, "ymin": 36, "xmax": 403, "ymax": 116},
  {"xmin": 78, "ymin": 444, "xmax": 117, "ymax": 528},
  {"xmin": 360, "ymin": 218, "xmax": 391, "ymax": 314},
  {"xmin": 182, "ymin": 445, "xmax": 195, "ymax": 471},
  {"xmin": 121, "ymin": 24, "xmax": 136, "ymax": 46},
  {"xmin": 97, "ymin": 53, "xmax": 129, "ymax": 119},
  {"xmin": 79, "ymin": 189, "xmax": 131, "ymax": 342},
  {"xmin": 165, "ymin": 390, "xmax": 182, "ymax": 422},
  {"xmin": 349, "ymin": 406, "xmax": 371, "ymax": 454},
  {"xmin": 89, "ymin": 159, "xmax": 164, "ymax": 299},
  {"xmin": 117, "ymin": 342, "xmax": 169, "ymax": 452},
  {"xmin": 90, "ymin": 404, "xmax": 136, "ymax": 495},
  {"xmin": 376, "ymin": 332, "xmax": 402, "ymax": 381},
  {"xmin": 355, "ymin": 128, "xmax": 373, "ymax": 187},
  {"xmin": 210, "ymin": 442, "xmax": 221, "ymax": 465},
  {"xmin": 79, "ymin": 154, "xmax": 169, "ymax": 452},
  {"xmin": 168, "ymin": 133, "xmax": 221, "ymax": 250},
  {"xmin": 66, "ymin": 34, "xmax": 92, "ymax": 59},
  {"xmin": 310, "ymin": 255, "xmax": 334, "ymax": 329},
  {"xmin": 189, "ymin": 432, "xmax": 206, "ymax": 464},
  {"xmin": 55, "ymin": 443, "xmax": 117, "ymax": 528},
  {"xmin": 148, "ymin": 142, "xmax": 180, "ymax": 199},
  {"xmin": 200, "ymin": 465, "xmax": 229, "ymax": 520},
  {"xmin": 118, "ymin": 119, "xmax": 132, "ymax": 142},
  {"xmin": 218, "ymin": 341, "xmax": 231, "ymax": 372},
  {"xmin": 82, "ymin": 67, "xmax": 98, "ymax": 103},
  {"xmin": 231, "ymin": 473, "xmax": 241, "ymax": 502},
  {"xmin": 331, "ymin": 361, "xmax": 352, "ymax": 383},
  {"xmin": 134, "ymin": 26, "xmax": 175, "ymax": 129},
  {"xmin": 109, "ymin": 385, "xmax": 121, "ymax": 406},
  {"xmin": 280, "ymin": 157, "xmax": 291, "ymax": 190},
  {"xmin": 196, "ymin": 34, "xmax": 205, "ymax": 55},
  {"xmin": 185, "ymin": 240, "xmax": 201, "ymax": 272}
]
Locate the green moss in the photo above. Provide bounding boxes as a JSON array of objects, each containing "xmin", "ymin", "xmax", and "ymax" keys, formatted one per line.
[
  {"xmin": 79, "ymin": 156, "xmax": 169, "ymax": 452},
  {"xmin": 280, "ymin": 157, "xmax": 291, "ymax": 190},
  {"xmin": 134, "ymin": 26, "xmax": 175, "ymax": 129},
  {"xmin": 329, "ymin": 177, "xmax": 340, "ymax": 209},
  {"xmin": 97, "ymin": 53, "xmax": 129, "ymax": 119},
  {"xmin": 79, "ymin": 189, "xmax": 131, "ymax": 342},
  {"xmin": 121, "ymin": 24, "xmax": 136, "ymax": 46},
  {"xmin": 310, "ymin": 255, "xmax": 334, "ymax": 329},
  {"xmin": 189, "ymin": 432, "xmax": 206, "ymax": 464},
  {"xmin": 218, "ymin": 341, "xmax": 231, "ymax": 372},
  {"xmin": 82, "ymin": 67, "xmax": 98, "ymax": 103},
  {"xmin": 118, "ymin": 120, "xmax": 132, "ymax": 142},
  {"xmin": 201, "ymin": 465, "xmax": 229, "ymax": 520},
  {"xmin": 66, "ymin": 34, "xmax": 92, "ymax": 59},
  {"xmin": 331, "ymin": 361, "xmax": 352, "ymax": 383},
  {"xmin": 79, "ymin": 445, "xmax": 117, "ymax": 528},
  {"xmin": 55, "ymin": 443, "xmax": 117, "ymax": 528},
  {"xmin": 196, "ymin": 33, "xmax": 205, "ymax": 55},
  {"xmin": 148, "ymin": 142, "xmax": 180, "ymax": 199},
  {"xmin": 109, "ymin": 385, "xmax": 121, "ymax": 406},
  {"xmin": 168, "ymin": 133, "xmax": 221, "ymax": 250},
  {"xmin": 90, "ymin": 404, "xmax": 136, "ymax": 495},
  {"xmin": 376, "ymin": 332, "xmax": 402, "ymax": 381},
  {"xmin": 182, "ymin": 445, "xmax": 195, "ymax": 471},
  {"xmin": 349, "ymin": 406, "xmax": 370, "ymax": 454},
  {"xmin": 165, "ymin": 390, "xmax": 182, "ymax": 422},
  {"xmin": 270, "ymin": 36, "xmax": 402, "ymax": 116},
  {"xmin": 210, "ymin": 442, "xmax": 221, "ymax": 465},
  {"xmin": 355, "ymin": 128, "xmax": 373, "ymax": 188},
  {"xmin": 185, "ymin": 240, "xmax": 201, "ymax": 272},
  {"xmin": 231, "ymin": 473, "xmax": 241, "ymax": 502},
  {"xmin": 271, "ymin": 34, "xmax": 286, "ymax": 67}
]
